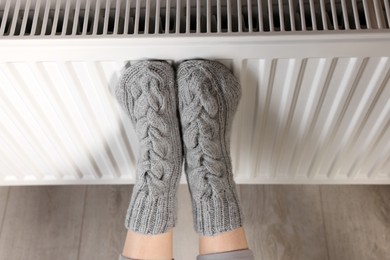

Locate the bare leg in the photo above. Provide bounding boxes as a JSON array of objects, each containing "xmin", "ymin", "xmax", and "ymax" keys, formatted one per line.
[
  {"xmin": 199, "ymin": 227, "xmax": 249, "ymax": 255},
  {"xmin": 122, "ymin": 229, "xmax": 173, "ymax": 260}
]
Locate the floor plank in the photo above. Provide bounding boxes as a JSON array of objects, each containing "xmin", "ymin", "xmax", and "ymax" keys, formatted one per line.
[
  {"xmin": 0, "ymin": 185, "xmax": 86, "ymax": 260},
  {"xmin": 320, "ymin": 185, "xmax": 390, "ymax": 260},
  {"xmin": 239, "ymin": 185, "xmax": 328, "ymax": 260},
  {"xmin": 2, "ymin": 185, "xmax": 390, "ymax": 260},
  {"xmin": 78, "ymin": 184, "xmax": 200, "ymax": 260},
  {"xmin": 0, "ymin": 187, "xmax": 9, "ymax": 235},
  {"xmin": 78, "ymin": 185, "xmax": 131, "ymax": 260}
]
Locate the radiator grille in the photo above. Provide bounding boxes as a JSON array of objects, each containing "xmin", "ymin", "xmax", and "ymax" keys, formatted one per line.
[
  {"xmin": 0, "ymin": 0, "xmax": 389, "ymax": 37},
  {"xmin": 0, "ymin": 60, "xmax": 138, "ymax": 181},
  {"xmin": 0, "ymin": 57, "xmax": 389, "ymax": 183}
]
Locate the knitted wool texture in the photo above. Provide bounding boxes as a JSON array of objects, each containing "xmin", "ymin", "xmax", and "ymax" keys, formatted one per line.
[
  {"xmin": 113, "ymin": 60, "xmax": 182, "ymax": 235},
  {"xmin": 177, "ymin": 60, "xmax": 244, "ymax": 236}
]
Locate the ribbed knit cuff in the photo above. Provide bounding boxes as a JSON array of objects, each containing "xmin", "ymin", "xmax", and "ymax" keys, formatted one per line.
[
  {"xmin": 124, "ymin": 188, "xmax": 176, "ymax": 235},
  {"xmin": 192, "ymin": 188, "xmax": 244, "ymax": 236}
]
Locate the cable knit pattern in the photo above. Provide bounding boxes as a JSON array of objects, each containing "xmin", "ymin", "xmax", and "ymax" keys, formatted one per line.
[
  {"xmin": 177, "ymin": 60, "xmax": 244, "ymax": 236},
  {"xmin": 112, "ymin": 60, "xmax": 182, "ymax": 235}
]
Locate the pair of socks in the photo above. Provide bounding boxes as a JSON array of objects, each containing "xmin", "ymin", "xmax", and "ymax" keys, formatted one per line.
[
  {"xmin": 113, "ymin": 59, "xmax": 243, "ymax": 236},
  {"xmin": 113, "ymin": 60, "xmax": 252, "ymax": 259}
]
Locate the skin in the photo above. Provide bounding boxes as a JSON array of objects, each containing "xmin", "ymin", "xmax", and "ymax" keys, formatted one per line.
[
  {"xmin": 198, "ymin": 227, "xmax": 249, "ymax": 255},
  {"xmin": 122, "ymin": 227, "xmax": 249, "ymax": 259},
  {"xmin": 122, "ymin": 229, "xmax": 173, "ymax": 260}
]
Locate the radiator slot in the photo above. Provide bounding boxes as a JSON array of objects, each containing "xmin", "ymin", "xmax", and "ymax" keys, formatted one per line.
[{"xmin": 0, "ymin": 0, "xmax": 389, "ymax": 37}]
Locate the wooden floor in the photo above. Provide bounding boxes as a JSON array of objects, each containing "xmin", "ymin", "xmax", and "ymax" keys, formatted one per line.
[{"xmin": 0, "ymin": 185, "xmax": 389, "ymax": 260}]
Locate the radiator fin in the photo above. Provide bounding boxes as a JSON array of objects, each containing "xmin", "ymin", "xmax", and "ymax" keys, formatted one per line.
[
  {"xmin": 0, "ymin": 57, "xmax": 389, "ymax": 183},
  {"xmin": 0, "ymin": 0, "xmax": 389, "ymax": 37}
]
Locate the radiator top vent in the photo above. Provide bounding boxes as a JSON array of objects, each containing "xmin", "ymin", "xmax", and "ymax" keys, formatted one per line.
[{"xmin": 0, "ymin": 0, "xmax": 389, "ymax": 37}]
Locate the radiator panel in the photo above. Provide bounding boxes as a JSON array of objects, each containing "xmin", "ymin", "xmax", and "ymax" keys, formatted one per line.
[
  {"xmin": 0, "ymin": 60, "xmax": 137, "ymax": 182},
  {"xmin": 1, "ymin": 0, "xmax": 390, "ymax": 38},
  {"xmin": 1, "ymin": 0, "xmax": 390, "ymax": 185},
  {"xmin": 232, "ymin": 56, "xmax": 390, "ymax": 183},
  {"xmin": 0, "ymin": 55, "xmax": 389, "ymax": 184}
]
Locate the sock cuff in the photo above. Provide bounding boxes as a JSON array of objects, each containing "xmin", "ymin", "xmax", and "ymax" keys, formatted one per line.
[
  {"xmin": 192, "ymin": 187, "xmax": 244, "ymax": 236},
  {"xmin": 125, "ymin": 189, "xmax": 177, "ymax": 235}
]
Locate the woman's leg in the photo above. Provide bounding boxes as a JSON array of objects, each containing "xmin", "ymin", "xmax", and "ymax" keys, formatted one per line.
[
  {"xmin": 177, "ymin": 60, "xmax": 254, "ymax": 260},
  {"xmin": 199, "ymin": 227, "xmax": 248, "ymax": 255},
  {"xmin": 112, "ymin": 60, "xmax": 182, "ymax": 260},
  {"xmin": 122, "ymin": 229, "xmax": 173, "ymax": 259}
]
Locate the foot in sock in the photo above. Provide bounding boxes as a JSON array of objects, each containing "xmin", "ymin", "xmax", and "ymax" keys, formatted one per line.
[
  {"xmin": 112, "ymin": 60, "xmax": 182, "ymax": 235},
  {"xmin": 177, "ymin": 60, "xmax": 244, "ymax": 236}
]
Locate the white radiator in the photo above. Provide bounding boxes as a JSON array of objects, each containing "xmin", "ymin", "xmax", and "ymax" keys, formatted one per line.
[{"xmin": 0, "ymin": 0, "xmax": 389, "ymax": 185}]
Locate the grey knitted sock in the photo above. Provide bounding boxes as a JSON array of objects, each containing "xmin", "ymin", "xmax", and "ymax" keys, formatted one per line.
[
  {"xmin": 112, "ymin": 60, "xmax": 182, "ymax": 235},
  {"xmin": 177, "ymin": 60, "xmax": 244, "ymax": 236}
]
